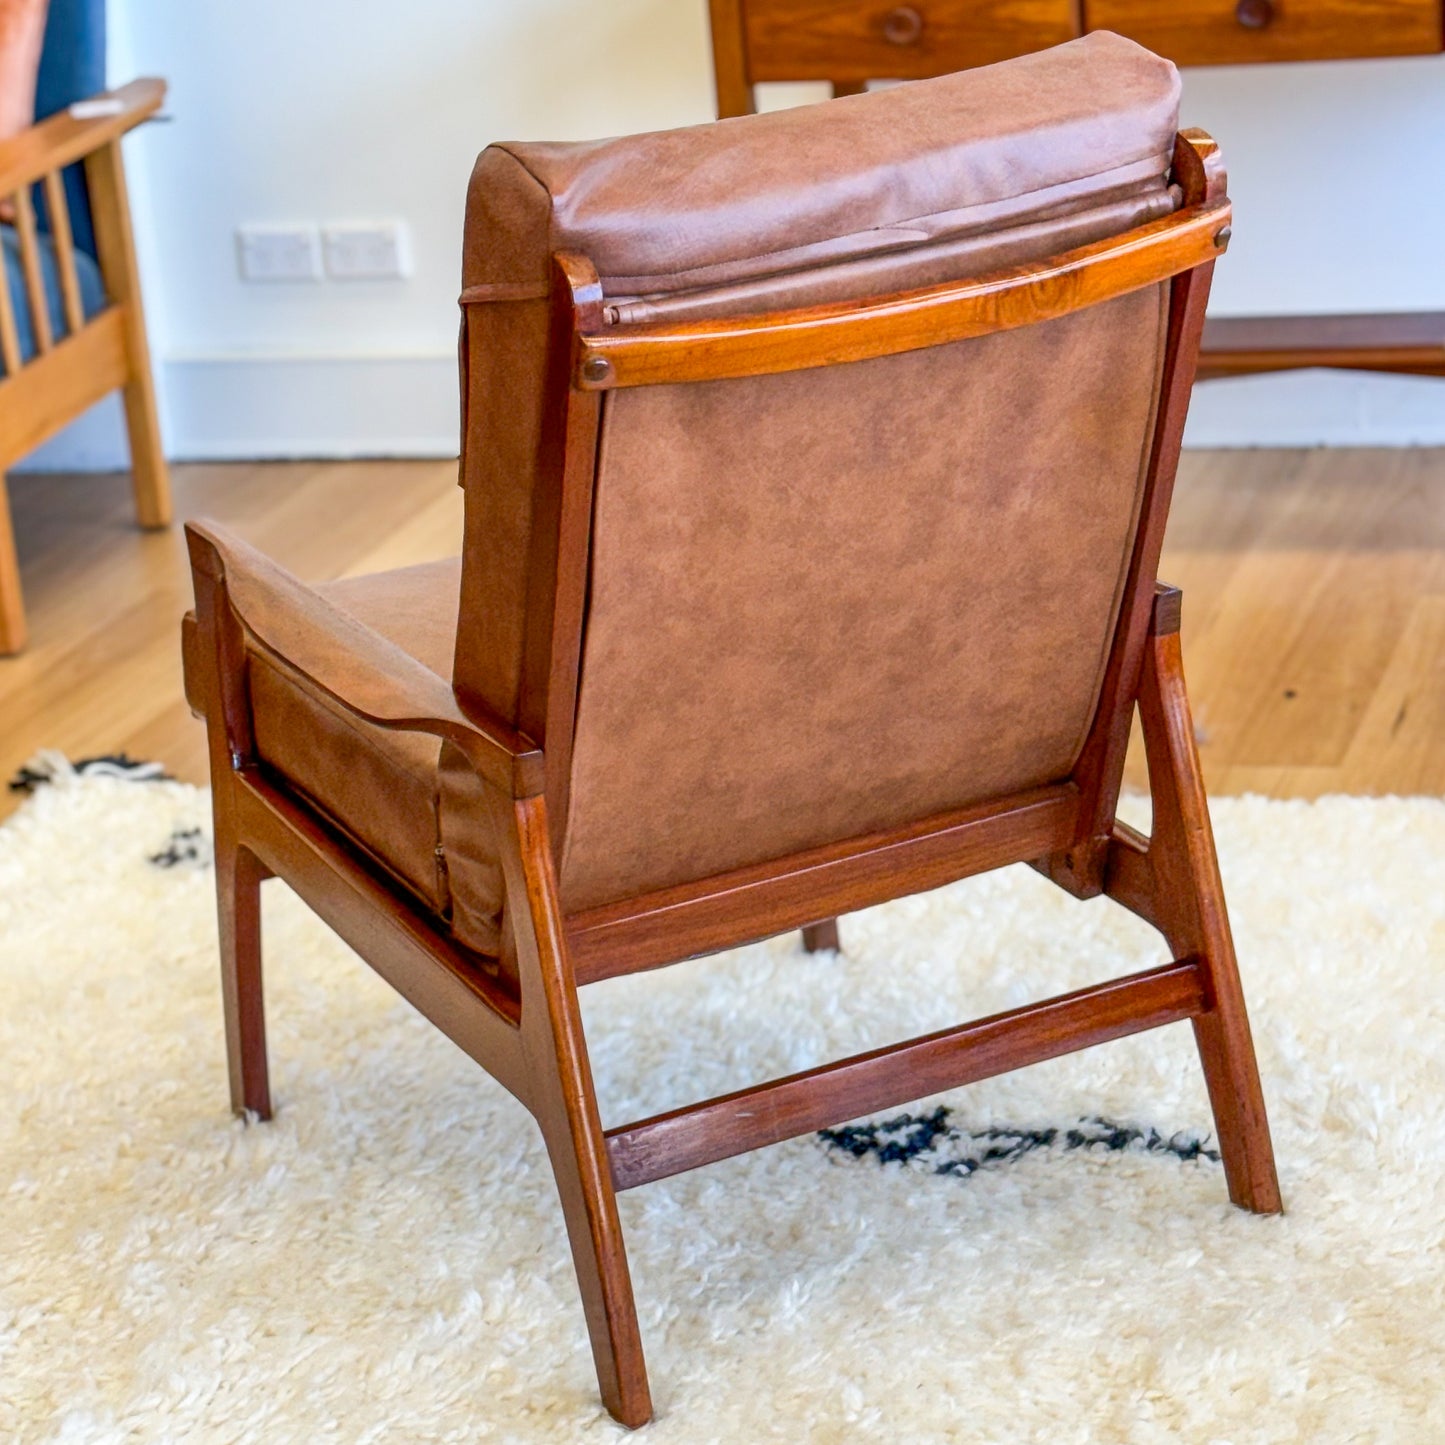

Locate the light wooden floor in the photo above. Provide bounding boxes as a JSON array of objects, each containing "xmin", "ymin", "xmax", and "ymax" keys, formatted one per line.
[{"xmin": 1, "ymin": 448, "xmax": 1442, "ymax": 821}]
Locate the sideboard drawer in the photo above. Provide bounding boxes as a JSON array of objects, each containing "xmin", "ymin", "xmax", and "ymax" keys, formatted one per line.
[
  {"xmin": 743, "ymin": 0, "xmax": 1080, "ymax": 81},
  {"xmin": 1086, "ymin": 0, "xmax": 1444, "ymax": 64}
]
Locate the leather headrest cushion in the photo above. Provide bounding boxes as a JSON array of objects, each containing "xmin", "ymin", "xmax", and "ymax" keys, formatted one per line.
[{"xmin": 462, "ymin": 32, "xmax": 1181, "ymax": 297}]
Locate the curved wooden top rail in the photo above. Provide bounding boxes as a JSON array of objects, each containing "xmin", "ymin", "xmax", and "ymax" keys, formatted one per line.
[{"xmin": 573, "ymin": 195, "xmax": 1231, "ymax": 391}]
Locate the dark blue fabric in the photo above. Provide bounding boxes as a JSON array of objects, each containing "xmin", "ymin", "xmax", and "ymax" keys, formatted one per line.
[
  {"xmin": 34, "ymin": 0, "xmax": 107, "ymax": 259},
  {"xmin": 2, "ymin": 222, "xmax": 108, "ymax": 360}
]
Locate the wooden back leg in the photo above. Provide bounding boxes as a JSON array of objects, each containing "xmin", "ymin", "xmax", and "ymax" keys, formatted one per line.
[
  {"xmin": 1111, "ymin": 589, "xmax": 1282, "ymax": 1214},
  {"xmin": 802, "ymin": 918, "xmax": 841, "ymax": 952}
]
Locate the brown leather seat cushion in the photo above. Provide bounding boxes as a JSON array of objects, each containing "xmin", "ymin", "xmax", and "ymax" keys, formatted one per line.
[{"xmin": 246, "ymin": 557, "xmax": 502, "ymax": 957}]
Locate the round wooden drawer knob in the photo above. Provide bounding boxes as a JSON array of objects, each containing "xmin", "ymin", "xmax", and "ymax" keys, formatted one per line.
[
  {"xmin": 1235, "ymin": 0, "xmax": 1275, "ymax": 29},
  {"xmin": 882, "ymin": 6, "xmax": 925, "ymax": 45}
]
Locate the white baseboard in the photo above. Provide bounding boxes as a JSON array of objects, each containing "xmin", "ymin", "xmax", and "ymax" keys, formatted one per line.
[
  {"xmin": 15, "ymin": 353, "xmax": 460, "ymax": 472},
  {"xmin": 162, "ymin": 353, "xmax": 461, "ymax": 460},
  {"xmin": 12, "ymin": 351, "xmax": 1445, "ymax": 473}
]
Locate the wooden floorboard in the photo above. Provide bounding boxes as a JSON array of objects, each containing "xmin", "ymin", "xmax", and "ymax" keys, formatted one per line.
[
  {"xmin": 0, "ymin": 459, "xmax": 464, "ymax": 813},
  {"xmin": 1, "ymin": 447, "xmax": 1442, "ymax": 820}
]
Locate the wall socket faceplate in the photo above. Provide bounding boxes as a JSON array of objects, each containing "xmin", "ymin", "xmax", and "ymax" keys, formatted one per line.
[
  {"xmin": 322, "ymin": 221, "xmax": 411, "ymax": 280},
  {"xmin": 236, "ymin": 224, "xmax": 322, "ymax": 282},
  {"xmin": 237, "ymin": 221, "xmax": 412, "ymax": 283}
]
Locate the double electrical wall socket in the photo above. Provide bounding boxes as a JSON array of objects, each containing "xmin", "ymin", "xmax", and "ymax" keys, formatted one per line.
[{"xmin": 236, "ymin": 221, "xmax": 411, "ymax": 283}]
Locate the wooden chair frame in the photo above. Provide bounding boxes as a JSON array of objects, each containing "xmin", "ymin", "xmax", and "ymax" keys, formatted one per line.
[
  {"xmin": 0, "ymin": 78, "xmax": 170, "ymax": 654},
  {"xmin": 185, "ymin": 130, "xmax": 1280, "ymax": 1429}
]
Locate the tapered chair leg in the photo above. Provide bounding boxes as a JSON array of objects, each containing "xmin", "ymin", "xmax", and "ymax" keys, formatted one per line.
[
  {"xmin": 1135, "ymin": 615, "xmax": 1282, "ymax": 1215},
  {"xmin": 534, "ymin": 1105, "xmax": 652, "ymax": 1427},
  {"xmin": 495, "ymin": 790, "xmax": 653, "ymax": 1427},
  {"xmin": 0, "ymin": 480, "xmax": 27, "ymax": 655},
  {"xmin": 802, "ymin": 918, "xmax": 841, "ymax": 953},
  {"xmin": 217, "ymin": 840, "xmax": 272, "ymax": 1120}
]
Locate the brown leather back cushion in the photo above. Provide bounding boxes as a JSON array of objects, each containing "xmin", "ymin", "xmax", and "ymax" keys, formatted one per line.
[
  {"xmin": 455, "ymin": 33, "xmax": 1181, "ymax": 730},
  {"xmin": 454, "ymin": 32, "xmax": 1183, "ymax": 911},
  {"xmin": 557, "ymin": 285, "xmax": 1168, "ymax": 910}
]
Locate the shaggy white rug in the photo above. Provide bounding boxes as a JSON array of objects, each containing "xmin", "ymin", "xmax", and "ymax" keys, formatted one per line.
[{"xmin": 2, "ymin": 771, "xmax": 1444, "ymax": 1444}]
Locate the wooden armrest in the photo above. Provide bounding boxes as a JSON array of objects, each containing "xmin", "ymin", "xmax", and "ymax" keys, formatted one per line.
[
  {"xmin": 185, "ymin": 521, "xmax": 544, "ymax": 799},
  {"xmin": 0, "ymin": 78, "xmax": 165, "ymax": 197}
]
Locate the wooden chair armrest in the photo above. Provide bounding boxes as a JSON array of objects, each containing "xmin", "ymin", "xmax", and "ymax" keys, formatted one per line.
[
  {"xmin": 185, "ymin": 520, "xmax": 544, "ymax": 798},
  {"xmin": 0, "ymin": 78, "xmax": 165, "ymax": 197}
]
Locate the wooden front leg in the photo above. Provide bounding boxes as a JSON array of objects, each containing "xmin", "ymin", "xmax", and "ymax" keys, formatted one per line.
[
  {"xmin": 490, "ymin": 789, "xmax": 653, "ymax": 1427},
  {"xmin": 187, "ymin": 528, "xmax": 273, "ymax": 1119},
  {"xmin": 215, "ymin": 841, "xmax": 271, "ymax": 1119}
]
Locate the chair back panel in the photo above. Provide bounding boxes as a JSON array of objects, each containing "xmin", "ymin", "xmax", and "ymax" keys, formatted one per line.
[
  {"xmin": 453, "ymin": 33, "xmax": 1181, "ymax": 733},
  {"xmin": 556, "ymin": 283, "xmax": 1167, "ymax": 910},
  {"xmin": 453, "ymin": 33, "xmax": 1190, "ymax": 912}
]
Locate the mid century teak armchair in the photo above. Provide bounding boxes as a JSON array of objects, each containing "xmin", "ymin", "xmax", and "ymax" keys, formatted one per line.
[{"xmin": 183, "ymin": 35, "xmax": 1280, "ymax": 1427}]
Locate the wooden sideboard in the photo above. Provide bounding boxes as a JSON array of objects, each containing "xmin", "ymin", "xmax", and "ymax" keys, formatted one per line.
[{"xmin": 708, "ymin": 0, "xmax": 1445, "ymax": 379}]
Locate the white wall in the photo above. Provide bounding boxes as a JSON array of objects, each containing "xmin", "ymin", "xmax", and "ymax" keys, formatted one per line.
[
  {"xmin": 1182, "ymin": 54, "xmax": 1445, "ymax": 445},
  {"xmin": 24, "ymin": 5, "xmax": 1445, "ymax": 467}
]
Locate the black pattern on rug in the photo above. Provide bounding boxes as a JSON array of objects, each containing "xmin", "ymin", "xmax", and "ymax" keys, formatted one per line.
[
  {"xmin": 150, "ymin": 826, "xmax": 211, "ymax": 870},
  {"xmin": 9, "ymin": 753, "xmax": 207, "ymax": 870},
  {"xmin": 818, "ymin": 1105, "xmax": 1220, "ymax": 1179},
  {"xmin": 9, "ymin": 753, "xmax": 173, "ymax": 794}
]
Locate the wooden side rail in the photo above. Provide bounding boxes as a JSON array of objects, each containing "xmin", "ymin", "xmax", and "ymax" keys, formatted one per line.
[
  {"xmin": 605, "ymin": 956, "xmax": 1208, "ymax": 1191},
  {"xmin": 568, "ymin": 783, "xmax": 1080, "ymax": 982},
  {"xmin": 0, "ymin": 310, "xmax": 127, "ymax": 454}
]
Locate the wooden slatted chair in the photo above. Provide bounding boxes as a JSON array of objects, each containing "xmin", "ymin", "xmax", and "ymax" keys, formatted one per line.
[
  {"xmin": 0, "ymin": 77, "xmax": 169, "ymax": 654},
  {"xmin": 183, "ymin": 36, "xmax": 1280, "ymax": 1427}
]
